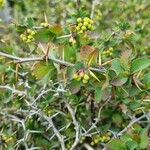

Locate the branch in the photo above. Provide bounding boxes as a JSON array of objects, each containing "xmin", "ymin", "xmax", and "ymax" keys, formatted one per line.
[
  {"xmin": 76, "ymin": 0, "xmax": 81, "ymax": 11},
  {"xmin": 0, "ymin": 51, "xmax": 106, "ymax": 73},
  {"xmin": 28, "ymin": 104, "xmax": 66, "ymax": 150},
  {"xmin": 90, "ymin": 0, "xmax": 101, "ymax": 19},
  {"xmin": 42, "ymin": 114, "xmax": 66, "ymax": 150},
  {"xmin": 83, "ymin": 143, "xmax": 94, "ymax": 150},
  {"xmin": 0, "ymin": 85, "xmax": 26, "ymax": 96},
  {"xmin": 117, "ymin": 114, "xmax": 147, "ymax": 136},
  {"xmin": 65, "ymin": 102, "xmax": 80, "ymax": 150}
]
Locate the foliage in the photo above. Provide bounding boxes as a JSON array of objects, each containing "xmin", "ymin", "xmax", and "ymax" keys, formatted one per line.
[{"xmin": 0, "ymin": 0, "xmax": 150, "ymax": 150}]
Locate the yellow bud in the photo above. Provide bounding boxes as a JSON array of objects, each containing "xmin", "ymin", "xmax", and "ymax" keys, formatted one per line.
[
  {"xmin": 90, "ymin": 20, "xmax": 94, "ymax": 24},
  {"xmin": 78, "ymin": 23, "xmax": 83, "ymax": 27},
  {"xmin": 82, "ymin": 79, "xmax": 88, "ymax": 84},
  {"xmin": 20, "ymin": 34, "xmax": 25, "ymax": 39},
  {"xmin": 98, "ymin": 137, "xmax": 103, "ymax": 141},
  {"xmin": 105, "ymin": 136, "xmax": 110, "ymax": 142},
  {"xmin": 27, "ymin": 29, "xmax": 32, "ymax": 33},
  {"xmin": 87, "ymin": 24, "xmax": 92, "ymax": 29},
  {"xmin": 109, "ymin": 52, "xmax": 113, "ymax": 56},
  {"xmin": 40, "ymin": 22, "xmax": 45, "ymax": 26},
  {"xmin": 78, "ymin": 30, "xmax": 83, "ymax": 34},
  {"xmin": 77, "ymin": 18, "xmax": 82, "ymax": 23},
  {"xmin": 102, "ymin": 136, "xmax": 107, "ymax": 141},
  {"xmin": 44, "ymin": 23, "xmax": 49, "ymax": 27},
  {"xmin": 40, "ymin": 22, "xmax": 49, "ymax": 27},
  {"xmin": 107, "ymin": 132, "xmax": 112, "ymax": 136},
  {"xmin": 81, "ymin": 26, "xmax": 86, "ymax": 31},
  {"xmin": 76, "ymin": 26, "xmax": 80, "ymax": 31},
  {"xmin": 26, "ymin": 39, "xmax": 32, "ymax": 43},
  {"xmin": 90, "ymin": 26, "xmax": 95, "ymax": 31},
  {"xmin": 28, "ymin": 35, "xmax": 33, "ymax": 40},
  {"xmin": 22, "ymin": 37, "xmax": 27, "ymax": 41},
  {"xmin": 90, "ymin": 141, "xmax": 94, "ymax": 146},
  {"xmin": 73, "ymin": 73, "xmax": 78, "ymax": 79},
  {"xmin": 84, "ymin": 17, "xmax": 90, "ymax": 22},
  {"xmin": 76, "ymin": 76, "xmax": 82, "ymax": 81},
  {"xmin": 94, "ymin": 139, "xmax": 99, "ymax": 144},
  {"xmin": 109, "ymin": 47, "xmax": 113, "ymax": 52},
  {"xmin": 83, "ymin": 74, "xmax": 90, "ymax": 80},
  {"xmin": 31, "ymin": 31, "xmax": 36, "ymax": 35},
  {"xmin": 83, "ymin": 21, "xmax": 88, "ymax": 26},
  {"xmin": 81, "ymin": 136, "xmax": 86, "ymax": 141}
]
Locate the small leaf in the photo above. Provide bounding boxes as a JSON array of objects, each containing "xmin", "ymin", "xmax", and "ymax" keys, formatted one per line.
[
  {"xmin": 94, "ymin": 87, "xmax": 103, "ymax": 103},
  {"xmin": 16, "ymin": 25, "xmax": 27, "ymax": 33},
  {"xmin": 69, "ymin": 80, "xmax": 81, "ymax": 94},
  {"xmin": 143, "ymin": 73, "xmax": 150, "ymax": 89},
  {"xmin": 126, "ymin": 140, "xmax": 138, "ymax": 150},
  {"xmin": 80, "ymin": 45, "xmax": 95, "ymax": 62},
  {"xmin": 26, "ymin": 17, "xmax": 34, "ymax": 28},
  {"xmin": 107, "ymin": 139, "xmax": 127, "ymax": 150},
  {"xmin": 139, "ymin": 129, "xmax": 149, "ymax": 149},
  {"xmin": 112, "ymin": 113, "xmax": 123, "ymax": 125},
  {"xmin": 120, "ymin": 49, "xmax": 132, "ymax": 61},
  {"xmin": 35, "ymin": 29, "xmax": 56, "ymax": 42},
  {"xmin": 111, "ymin": 77, "xmax": 128, "ymax": 86},
  {"xmin": 64, "ymin": 45, "xmax": 76, "ymax": 63},
  {"xmin": 131, "ymin": 58, "xmax": 150, "ymax": 74},
  {"xmin": 32, "ymin": 61, "xmax": 57, "ymax": 80},
  {"xmin": 111, "ymin": 58, "xmax": 124, "ymax": 75}
]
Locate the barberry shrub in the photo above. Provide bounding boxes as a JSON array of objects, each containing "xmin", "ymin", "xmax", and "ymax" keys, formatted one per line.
[{"xmin": 0, "ymin": 0, "xmax": 150, "ymax": 150}]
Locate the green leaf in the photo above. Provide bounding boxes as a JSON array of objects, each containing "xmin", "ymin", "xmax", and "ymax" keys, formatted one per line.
[
  {"xmin": 139, "ymin": 129, "xmax": 149, "ymax": 149},
  {"xmin": 112, "ymin": 113, "xmax": 123, "ymax": 125},
  {"xmin": 131, "ymin": 58, "xmax": 150, "ymax": 74},
  {"xmin": 94, "ymin": 87, "xmax": 103, "ymax": 102},
  {"xmin": 0, "ymin": 64, "xmax": 5, "ymax": 72},
  {"xmin": 107, "ymin": 139, "xmax": 127, "ymax": 150},
  {"xmin": 69, "ymin": 80, "xmax": 81, "ymax": 94},
  {"xmin": 64, "ymin": 46, "xmax": 76, "ymax": 63},
  {"xmin": 111, "ymin": 59, "xmax": 124, "ymax": 75},
  {"xmin": 32, "ymin": 61, "xmax": 57, "ymax": 81},
  {"xmin": 126, "ymin": 140, "xmax": 138, "ymax": 150},
  {"xmin": 111, "ymin": 77, "xmax": 128, "ymax": 86},
  {"xmin": 35, "ymin": 29, "xmax": 56, "ymax": 42},
  {"xmin": 143, "ymin": 73, "xmax": 150, "ymax": 89},
  {"xmin": 16, "ymin": 25, "xmax": 27, "ymax": 33},
  {"xmin": 26, "ymin": 17, "xmax": 34, "ymax": 28}
]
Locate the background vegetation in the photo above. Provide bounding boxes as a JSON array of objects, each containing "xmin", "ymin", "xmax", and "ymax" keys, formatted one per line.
[{"xmin": 0, "ymin": 0, "xmax": 150, "ymax": 149}]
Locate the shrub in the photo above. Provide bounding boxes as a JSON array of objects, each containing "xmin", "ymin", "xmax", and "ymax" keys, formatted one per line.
[{"xmin": 0, "ymin": 0, "xmax": 150, "ymax": 149}]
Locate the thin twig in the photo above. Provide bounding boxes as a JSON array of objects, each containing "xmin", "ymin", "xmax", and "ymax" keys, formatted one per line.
[
  {"xmin": 84, "ymin": 143, "xmax": 94, "ymax": 150},
  {"xmin": 117, "ymin": 114, "xmax": 147, "ymax": 136},
  {"xmin": 66, "ymin": 102, "xmax": 80, "ymax": 150},
  {"xmin": 0, "ymin": 51, "xmax": 106, "ymax": 73},
  {"xmin": 29, "ymin": 103, "xmax": 66, "ymax": 150},
  {"xmin": 90, "ymin": 0, "xmax": 101, "ymax": 19},
  {"xmin": 0, "ymin": 85, "xmax": 26, "ymax": 96}
]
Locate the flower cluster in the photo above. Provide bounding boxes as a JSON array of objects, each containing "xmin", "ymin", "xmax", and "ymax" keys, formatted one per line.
[
  {"xmin": 90, "ymin": 132, "xmax": 112, "ymax": 146},
  {"xmin": 102, "ymin": 47, "xmax": 114, "ymax": 57},
  {"xmin": 76, "ymin": 17, "xmax": 95, "ymax": 34},
  {"xmin": 20, "ymin": 29, "xmax": 36, "ymax": 43},
  {"xmin": 73, "ymin": 70, "xmax": 90, "ymax": 84}
]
